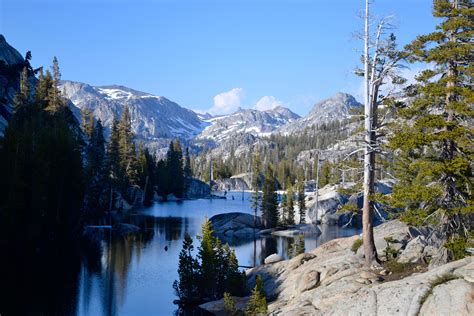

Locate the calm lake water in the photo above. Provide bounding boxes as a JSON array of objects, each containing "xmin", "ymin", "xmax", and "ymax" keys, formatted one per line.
[{"xmin": 1, "ymin": 192, "xmax": 360, "ymax": 316}]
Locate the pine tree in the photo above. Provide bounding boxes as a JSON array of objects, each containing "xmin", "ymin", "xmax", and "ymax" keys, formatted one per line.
[
  {"xmin": 163, "ymin": 140, "xmax": 185, "ymax": 198},
  {"xmin": 261, "ymin": 165, "xmax": 279, "ymax": 228},
  {"xmin": 81, "ymin": 108, "xmax": 95, "ymax": 139},
  {"xmin": 287, "ymin": 183, "xmax": 295, "ymax": 226},
  {"xmin": 223, "ymin": 292, "xmax": 238, "ymax": 316},
  {"xmin": 0, "ymin": 57, "xmax": 84, "ymax": 242},
  {"xmin": 297, "ymin": 176, "xmax": 306, "ymax": 224},
  {"xmin": 389, "ymin": 0, "xmax": 473, "ymax": 237},
  {"xmin": 83, "ymin": 119, "xmax": 107, "ymax": 217},
  {"xmin": 173, "ymin": 232, "xmax": 199, "ymax": 303},
  {"xmin": 46, "ymin": 56, "xmax": 63, "ymax": 113},
  {"xmin": 184, "ymin": 147, "xmax": 192, "ymax": 178},
  {"xmin": 251, "ymin": 153, "xmax": 262, "ymax": 229},
  {"xmin": 106, "ymin": 117, "xmax": 122, "ymax": 210},
  {"xmin": 319, "ymin": 161, "xmax": 332, "ymax": 187},
  {"xmin": 281, "ymin": 193, "xmax": 288, "ymax": 225},
  {"xmin": 245, "ymin": 275, "xmax": 267, "ymax": 316},
  {"xmin": 118, "ymin": 106, "xmax": 139, "ymax": 186},
  {"xmin": 137, "ymin": 144, "xmax": 156, "ymax": 205},
  {"xmin": 197, "ymin": 217, "xmax": 217, "ymax": 299}
]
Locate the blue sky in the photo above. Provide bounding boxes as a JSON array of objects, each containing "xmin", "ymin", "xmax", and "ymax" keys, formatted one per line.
[{"xmin": 1, "ymin": 0, "xmax": 437, "ymax": 115}]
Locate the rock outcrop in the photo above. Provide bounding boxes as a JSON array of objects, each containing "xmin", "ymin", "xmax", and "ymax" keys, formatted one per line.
[
  {"xmin": 184, "ymin": 177, "xmax": 211, "ymax": 199},
  {"xmin": 242, "ymin": 220, "xmax": 473, "ymax": 315},
  {"xmin": 210, "ymin": 212, "xmax": 263, "ymax": 239},
  {"xmin": 305, "ymin": 181, "xmax": 393, "ymax": 227}
]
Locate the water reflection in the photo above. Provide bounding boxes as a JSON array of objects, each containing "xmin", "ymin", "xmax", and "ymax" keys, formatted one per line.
[{"xmin": 1, "ymin": 193, "xmax": 361, "ymax": 316}]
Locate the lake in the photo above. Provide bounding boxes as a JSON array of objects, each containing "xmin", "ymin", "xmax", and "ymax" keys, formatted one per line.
[{"xmin": 1, "ymin": 192, "xmax": 360, "ymax": 316}]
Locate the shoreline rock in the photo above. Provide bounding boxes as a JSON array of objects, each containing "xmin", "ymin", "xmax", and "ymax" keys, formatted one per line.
[
  {"xmin": 210, "ymin": 212, "xmax": 263, "ymax": 239},
  {"xmin": 201, "ymin": 220, "xmax": 473, "ymax": 315}
]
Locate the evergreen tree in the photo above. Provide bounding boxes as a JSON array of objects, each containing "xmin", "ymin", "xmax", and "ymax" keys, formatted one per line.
[
  {"xmin": 46, "ymin": 56, "xmax": 62, "ymax": 112},
  {"xmin": 137, "ymin": 144, "xmax": 156, "ymax": 205},
  {"xmin": 167, "ymin": 140, "xmax": 185, "ymax": 197},
  {"xmin": 197, "ymin": 218, "xmax": 217, "ymax": 299},
  {"xmin": 118, "ymin": 106, "xmax": 139, "ymax": 186},
  {"xmin": 251, "ymin": 153, "xmax": 262, "ymax": 228},
  {"xmin": 261, "ymin": 165, "xmax": 279, "ymax": 228},
  {"xmin": 184, "ymin": 147, "xmax": 192, "ymax": 178},
  {"xmin": 297, "ymin": 176, "xmax": 306, "ymax": 224},
  {"xmin": 245, "ymin": 275, "xmax": 267, "ymax": 316},
  {"xmin": 223, "ymin": 292, "xmax": 238, "ymax": 316},
  {"xmin": 280, "ymin": 193, "xmax": 288, "ymax": 225},
  {"xmin": 173, "ymin": 232, "xmax": 199, "ymax": 303},
  {"xmin": 319, "ymin": 161, "xmax": 332, "ymax": 187},
  {"xmin": 0, "ymin": 57, "xmax": 84, "ymax": 242},
  {"xmin": 287, "ymin": 183, "xmax": 295, "ymax": 226},
  {"xmin": 81, "ymin": 108, "xmax": 95, "ymax": 139},
  {"xmin": 83, "ymin": 119, "xmax": 107, "ymax": 218},
  {"xmin": 107, "ymin": 117, "xmax": 122, "ymax": 200},
  {"xmin": 389, "ymin": 0, "xmax": 473, "ymax": 238},
  {"xmin": 156, "ymin": 159, "xmax": 169, "ymax": 197}
]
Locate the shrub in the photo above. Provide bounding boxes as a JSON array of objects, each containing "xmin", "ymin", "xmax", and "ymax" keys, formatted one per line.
[
  {"xmin": 444, "ymin": 235, "xmax": 473, "ymax": 260},
  {"xmin": 351, "ymin": 239, "xmax": 363, "ymax": 253}
]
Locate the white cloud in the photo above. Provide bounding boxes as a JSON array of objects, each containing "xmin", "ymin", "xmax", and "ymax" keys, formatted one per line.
[
  {"xmin": 208, "ymin": 88, "xmax": 244, "ymax": 115},
  {"xmin": 254, "ymin": 96, "xmax": 285, "ymax": 111}
]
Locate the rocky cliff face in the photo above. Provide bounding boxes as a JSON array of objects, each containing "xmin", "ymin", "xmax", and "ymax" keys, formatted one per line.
[
  {"xmin": 0, "ymin": 35, "xmax": 30, "ymax": 136},
  {"xmin": 60, "ymin": 80, "xmax": 206, "ymax": 142}
]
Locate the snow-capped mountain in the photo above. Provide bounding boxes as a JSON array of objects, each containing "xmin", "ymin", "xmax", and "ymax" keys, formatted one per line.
[
  {"xmin": 196, "ymin": 106, "xmax": 300, "ymax": 143},
  {"xmin": 279, "ymin": 92, "xmax": 362, "ymax": 135},
  {"xmin": 60, "ymin": 81, "xmax": 206, "ymax": 142}
]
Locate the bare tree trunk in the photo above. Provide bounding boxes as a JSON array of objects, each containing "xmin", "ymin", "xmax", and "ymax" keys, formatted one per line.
[{"xmin": 362, "ymin": 0, "xmax": 379, "ymax": 266}]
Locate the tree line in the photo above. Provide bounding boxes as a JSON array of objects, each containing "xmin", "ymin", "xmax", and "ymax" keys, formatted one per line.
[{"xmin": 0, "ymin": 57, "xmax": 194, "ymax": 246}]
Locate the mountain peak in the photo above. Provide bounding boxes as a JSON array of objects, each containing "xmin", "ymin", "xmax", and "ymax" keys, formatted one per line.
[{"xmin": 309, "ymin": 92, "xmax": 361, "ymax": 115}]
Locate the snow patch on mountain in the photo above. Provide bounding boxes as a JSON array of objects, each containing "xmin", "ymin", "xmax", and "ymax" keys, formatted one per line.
[
  {"xmin": 60, "ymin": 81, "xmax": 206, "ymax": 142},
  {"xmin": 196, "ymin": 106, "xmax": 300, "ymax": 143}
]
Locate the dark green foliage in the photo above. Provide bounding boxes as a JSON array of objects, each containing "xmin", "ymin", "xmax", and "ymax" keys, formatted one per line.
[
  {"xmin": 106, "ymin": 118, "xmax": 122, "ymax": 187},
  {"xmin": 156, "ymin": 140, "xmax": 185, "ymax": 198},
  {"xmin": 384, "ymin": 236, "xmax": 400, "ymax": 260},
  {"xmin": 389, "ymin": 0, "xmax": 473, "ymax": 238},
  {"xmin": 137, "ymin": 143, "xmax": 156, "ymax": 205},
  {"xmin": 319, "ymin": 161, "xmax": 332, "ymax": 188},
  {"xmin": 174, "ymin": 218, "xmax": 245, "ymax": 305},
  {"xmin": 183, "ymin": 147, "xmax": 192, "ymax": 178},
  {"xmin": 281, "ymin": 183, "xmax": 295, "ymax": 226},
  {"xmin": 261, "ymin": 165, "xmax": 279, "ymax": 228},
  {"xmin": 246, "ymin": 275, "xmax": 267, "ymax": 316},
  {"xmin": 0, "ymin": 58, "xmax": 84, "ymax": 243},
  {"xmin": 83, "ymin": 119, "xmax": 108, "ymax": 218},
  {"xmin": 297, "ymin": 177, "xmax": 306, "ymax": 224},
  {"xmin": 286, "ymin": 184, "xmax": 295, "ymax": 226},
  {"xmin": 118, "ymin": 106, "xmax": 139, "ymax": 185},
  {"xmin": 173, "ymin": 233, "xmax": 199, "ymax": 303}
]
